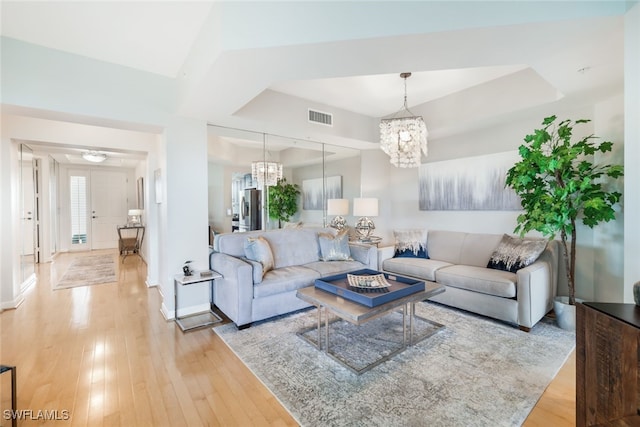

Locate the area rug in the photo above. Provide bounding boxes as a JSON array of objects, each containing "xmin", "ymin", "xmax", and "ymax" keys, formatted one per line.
[
  {"xmin": 55, "ymin": 254, "xmax": 117, "ymax": 289},
  {"xmin": 214, "ymin": 302, "xmax": 575, "ymax": 427}
]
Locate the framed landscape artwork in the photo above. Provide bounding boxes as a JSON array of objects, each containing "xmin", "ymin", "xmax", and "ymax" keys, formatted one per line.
[
  {"xmin": 303, "ymin": 176, "xmax": 342, "ymax": 210},
  {"xmin": 418, "ymin": 151, "xmax": 522, "ymax": 211}
]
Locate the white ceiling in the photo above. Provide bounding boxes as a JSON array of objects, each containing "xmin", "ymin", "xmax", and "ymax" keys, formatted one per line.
[
  {"xmin": 0, "ymin": 1, "xmax": 629, "ymax": 163},
  {"xmin": 1, "ymin": 1, "xmax": 214, "ymax": 78}
]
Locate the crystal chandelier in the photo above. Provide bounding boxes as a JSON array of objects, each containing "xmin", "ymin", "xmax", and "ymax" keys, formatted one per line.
[
  {"xmin": 251, "ymin": 161, "xmax": 283, "ymax": 187},
  {"xmin": 379, "ymin": 72, "xmax": 428, "ymax": 168}
]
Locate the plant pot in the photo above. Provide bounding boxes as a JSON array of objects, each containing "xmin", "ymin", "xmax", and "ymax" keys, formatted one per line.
[{"xmin": 553, "ymin": 296, "xmax": 584, "ymax": 331}]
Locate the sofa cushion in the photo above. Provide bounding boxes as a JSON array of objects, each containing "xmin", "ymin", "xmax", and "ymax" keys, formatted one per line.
[
  {"xmin": 318, "ymin": 230, "xmax": 352, "ymax": 261},
  {"xmin": 393, "ymin": 229, "xmax": 429, "ymax": 258},
  {"xmin": 244, "ymin": 236, "xmax": 274, "ymax": 278},
  {"xmin": 254, "ymin": 266, "xmax": 321, "ymax": 298},
  {"xmin": 304, "ymin": 260, "xmax": 365, "ymax": 277},
  {"xmin": 427, "ymin": 230, "xmax": 467, "ymax": 264},
  {"xmin": 458, "ymin": 233, "xmax": 504, "ymax": 267},
  {"xmin": 435, "ymin": 265, "xmax": 517, "ymax": 298},
  {"xmin": 262, "ymin": 228, "xmax": 324, "ymax": 269},
  {"xmin": 487, "ymin": 234, "xmax": 548, "ymax": 273},
  {"xmin": 215, "ymin": 228, "xmax": 327, "ymax": 268},
  {"xmin": 383, "ymin": 258, "xmax": 453, "ymax": 282}
]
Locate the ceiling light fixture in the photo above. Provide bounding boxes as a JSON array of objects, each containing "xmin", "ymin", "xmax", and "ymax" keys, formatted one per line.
[
  {"xmin": 251, "ymin": 161, "xmax": 283, "ymax": 187},
  {"xmin": 82, "ymin": 151, "xmax": 107, "ymax": 163},
  {"xmin": 252, "ymin": 133, "xmax": 283, "ymax": 187},
  {"xmin": 379, "ymin": 72, "xmax": 428, "ymax": 168}
]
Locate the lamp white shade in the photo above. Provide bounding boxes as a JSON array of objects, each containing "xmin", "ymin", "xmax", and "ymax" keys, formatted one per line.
[
  {"xmin": 327, "ymin": 199, "xmax": 349, "ymax": 216},
  {"xmin": 128, "ymin": 209, "xmax": 143, "ymax": 216},
  {"xmin": 353, "ymin": 198, "xmax": 378, "ymax": 217}
]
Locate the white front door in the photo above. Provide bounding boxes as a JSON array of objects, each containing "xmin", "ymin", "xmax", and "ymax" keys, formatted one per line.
[{"xmin": 91, "ymin": 170, "xmax": 127, "ymax": 250}]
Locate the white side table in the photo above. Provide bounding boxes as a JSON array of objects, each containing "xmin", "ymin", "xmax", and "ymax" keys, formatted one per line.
[{"xmin": 174, "ymin": 270, "xmax": 223, "ymax": 332}]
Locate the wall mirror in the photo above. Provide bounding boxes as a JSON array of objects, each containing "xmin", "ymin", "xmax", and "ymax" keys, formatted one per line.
[{"xmin": 207, "ymin": 125, "xmax": 360, "ymax": 235}]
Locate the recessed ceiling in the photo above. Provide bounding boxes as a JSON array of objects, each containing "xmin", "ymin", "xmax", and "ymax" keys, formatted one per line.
[{"xmin": 269, "ymin": 65, "xmax": 529, "ymax": 117}]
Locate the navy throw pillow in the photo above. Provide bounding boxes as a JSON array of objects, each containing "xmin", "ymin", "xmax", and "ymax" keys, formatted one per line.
[{"xmin": 394, "ymin": 248, "xmax": 429, "ymax": 259}]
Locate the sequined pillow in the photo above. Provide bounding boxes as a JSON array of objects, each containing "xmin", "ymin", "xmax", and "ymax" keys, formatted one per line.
[
  {"xmin": 487, "ymin": 234, "xmax": 547, "ymax": 273},
  {"xmin": 393, "ymin": 229, "xmax": 429, "ymax": 258},
  {"xmin": 318, "ymin": 230, "xmax": 352, "ymax": 261},
  {"xmin": 244, "ymin": 236, "xmax": 274, "ymax": 278}
]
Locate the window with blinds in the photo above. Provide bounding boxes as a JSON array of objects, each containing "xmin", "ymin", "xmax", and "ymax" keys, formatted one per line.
[{"xmin": 70, "ymin": 175, "xmax": 87, "ymax": 245}]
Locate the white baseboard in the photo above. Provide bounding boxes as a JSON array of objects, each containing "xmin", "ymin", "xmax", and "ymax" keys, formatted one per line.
[{"xmin": 1, "ymin": 294, "xmax": 25, "ymax": 311}]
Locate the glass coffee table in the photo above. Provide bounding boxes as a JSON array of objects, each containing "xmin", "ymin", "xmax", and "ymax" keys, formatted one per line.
[{"xmin": 296, "ymin": 272, "xmax": 446, "ymax": 374}]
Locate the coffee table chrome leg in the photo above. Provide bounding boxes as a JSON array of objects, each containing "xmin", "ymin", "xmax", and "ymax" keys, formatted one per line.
[
  {"xmin": 402, "ymin": 303, "xmax": 407, "ymax": 347},
  {"xmin": 410, "ymin": 302, "xmax": 415, "ymax": 345},
  {"xmin": 316, "ymin": 304, "xmax": 322, "ymax": 350},
  {"xmin": 325, "ymin": 306, "xmax": 329, "ymax": 354}
]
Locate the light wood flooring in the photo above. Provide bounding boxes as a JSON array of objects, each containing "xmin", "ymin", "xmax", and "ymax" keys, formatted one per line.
[{"xmin": 1, "ymin": 250, "xmax": 575, "ymax": 426}]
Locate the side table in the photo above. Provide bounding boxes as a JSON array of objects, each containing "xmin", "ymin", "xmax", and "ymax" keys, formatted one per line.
[
  {"xmin": 350, "ymin": 236, "xmax": 382, "ymax": 248},
  {"xmin": 174, "ymin": 270, "xmax": 223, "ymax": 332},
  {"xmin": 117, "ymin": 225, "xmax": 145, "ymax": 263}
]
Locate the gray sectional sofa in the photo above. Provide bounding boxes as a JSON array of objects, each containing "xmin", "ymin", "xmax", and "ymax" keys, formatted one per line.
[
  {"xmin": 380, "ymin": 230, "xmax": 561, "ymax": 331},
  {"xmin": 210, "ymin": 227, "xmax": 378, "ymax": 328}
]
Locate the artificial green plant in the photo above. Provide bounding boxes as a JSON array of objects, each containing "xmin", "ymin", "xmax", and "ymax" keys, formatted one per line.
[
  {"xmin": 267, "ymin": 178, "xmax": 300, "ymax": 228},
  {"xmin": 505, "ymin": 115, "xmax": 623, "ymax": 305}
]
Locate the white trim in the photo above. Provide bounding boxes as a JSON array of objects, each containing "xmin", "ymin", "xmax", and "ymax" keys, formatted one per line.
[{"xmin": 0, "ymin": 294, "xmax": 25, "ymax": 310}]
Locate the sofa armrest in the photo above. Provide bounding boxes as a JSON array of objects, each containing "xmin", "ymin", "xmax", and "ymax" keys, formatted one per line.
[
  {"xmin": 516, "ymin": 259, "xmax": 554, "ymax": 329},
  {"xmin": 348, "ymin": 243, "xmax": 379, "ymax": 270},
  {"xmin": 209, "ymin": 252, "xmax": 254, "ymax": 327},
  {"xmin": 378, "ymin": 246, "xmax": 395, "ymax": 270}
]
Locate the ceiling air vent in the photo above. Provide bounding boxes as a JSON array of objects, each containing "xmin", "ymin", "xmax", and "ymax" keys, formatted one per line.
[{"xmin": 308, "ymin": 109, "xmax": 333, "ymax": 127}]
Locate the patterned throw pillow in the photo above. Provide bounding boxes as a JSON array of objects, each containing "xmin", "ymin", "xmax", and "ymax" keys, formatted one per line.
[
  {"xmin": 487, "ymin": 234, "xmax": 548, "ymax": 273},
  {"xmin": 244, "ymin": 236, "xmax": 274, "ymax": 278},
  {"xmin": 393, "ymin": 229, "xmax": 429, "ymax": 259},
  {"xmin": 318, "ymin": 230, "xmax": 352, "ymax": 261}
]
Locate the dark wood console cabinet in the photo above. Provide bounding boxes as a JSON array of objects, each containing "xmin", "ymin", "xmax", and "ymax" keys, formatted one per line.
[{"xmin": 576, "ymin": 302, "xmax": 640, "ymax": 426}]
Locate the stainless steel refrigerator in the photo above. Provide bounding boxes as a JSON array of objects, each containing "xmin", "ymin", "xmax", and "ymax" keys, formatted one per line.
[{"xmin": 239, "ymin": 188, "xmax": 261, "ymax": 231}]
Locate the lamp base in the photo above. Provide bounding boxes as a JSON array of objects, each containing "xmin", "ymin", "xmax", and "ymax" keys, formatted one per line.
[
  {"xmin": 355, "ymin": 217, "xmax": 375, "ymax": 240},
  {"xmin": 329, "ymin": 216, "xmax": 347, "ymax": 231}
]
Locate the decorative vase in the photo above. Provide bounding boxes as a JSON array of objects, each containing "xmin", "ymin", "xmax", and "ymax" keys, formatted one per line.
[
  {"xmin": 634, "ymin": 281, "xmax": 640, "ymax": 306},
  {"xmin": 553, "ymin": 296, "xmax": 583, "ymax": 331}
]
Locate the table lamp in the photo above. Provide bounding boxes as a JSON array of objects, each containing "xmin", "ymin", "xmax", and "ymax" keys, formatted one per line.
[
  {"xmin": 128, "ymin": 209, "xmax": 143, "ymax": 225},
  {"xmin": 353, "ymin": 198, "xmax": 378, "ymax": 240},
  {"xmin": 327, "ymin": 199, "xmax": 349, "ymax": 230}
]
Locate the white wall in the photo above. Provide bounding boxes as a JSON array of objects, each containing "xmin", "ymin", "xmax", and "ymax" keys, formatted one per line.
[
  {"xmin": 593, "ymin": 94, "xmax": 625, "ymax": 302},
  {"xmin": 362, "ymin": 101, "xmax": 626, "ymax": 301},
  {"xmin": 159, "ymin": 118, "xmax": 210, "ymax": 319},
  {"xmin": 624, "ymin": 2, "xmax": 640, "ymax": 303}
]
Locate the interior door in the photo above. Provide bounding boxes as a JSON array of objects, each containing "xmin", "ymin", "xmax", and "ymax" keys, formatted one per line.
[{"xmin": 91, "ymin": 170, "xmax": 127, "ymax": 249}]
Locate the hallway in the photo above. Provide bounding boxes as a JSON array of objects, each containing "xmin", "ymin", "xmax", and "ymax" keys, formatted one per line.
[{"xmin": 0, "ymin": 251, "xmax": 296, "ymax": 426}]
